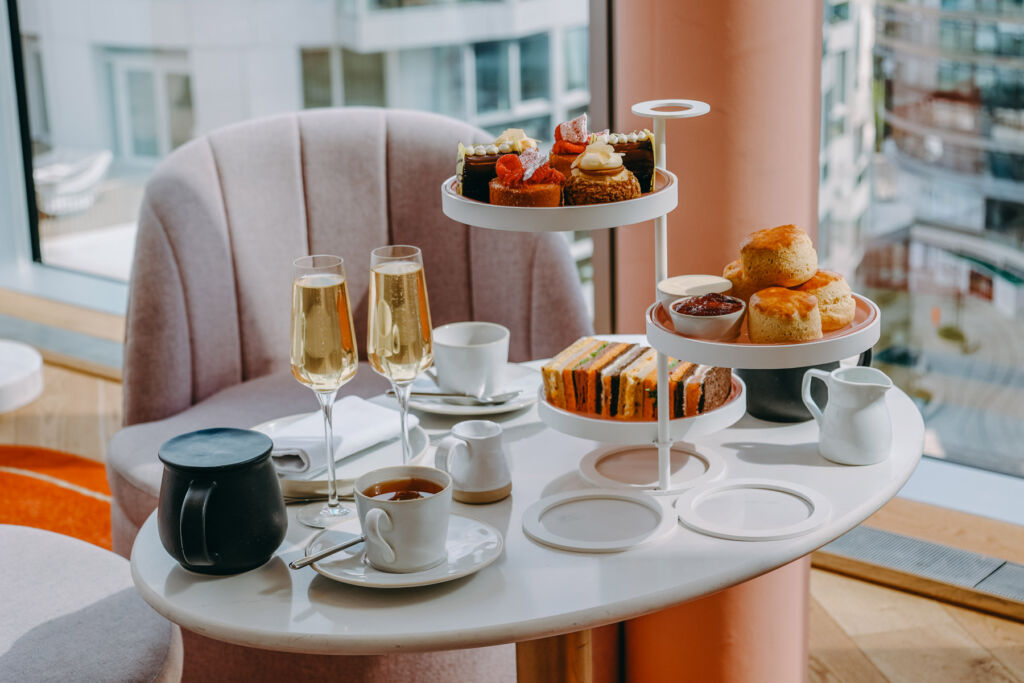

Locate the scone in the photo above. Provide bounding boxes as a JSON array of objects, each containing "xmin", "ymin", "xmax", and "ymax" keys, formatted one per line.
[
  {"xmin": 740, "ymin": 225, "xmax": 817, "ymax": 288},
  {"xmin": 722, "ymin": 259, "xmax": 760, "ymax": 302},
  {"xmin": 747, "ymin": 287, "xmax": 823, "ymax": 343},
  {"xmin": 794, "ymin": 270, "xmax": 855, "ymax": 332}
]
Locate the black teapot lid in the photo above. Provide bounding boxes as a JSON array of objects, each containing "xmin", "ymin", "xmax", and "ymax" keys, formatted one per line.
[{"xmin": 158, "ymin": 428, "xmax": 273, "ymax": 472}]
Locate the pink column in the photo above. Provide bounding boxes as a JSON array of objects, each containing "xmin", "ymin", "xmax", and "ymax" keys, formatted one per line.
[
  {"xmin": 625, "ymin": 558, "xmax": 811, "ymax": 682},
  {"xmin": 611, "ymin": 1, "xmax": 821, "ymax": 678},
  {"xmin": 611, "ymin": 0, "xmax": 822, "ymax": 332}
]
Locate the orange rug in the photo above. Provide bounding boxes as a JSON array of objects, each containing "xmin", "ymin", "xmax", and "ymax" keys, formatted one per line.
[{"xmin": 0, "ymin": 445, "xmax": 112, "ymax": 549}]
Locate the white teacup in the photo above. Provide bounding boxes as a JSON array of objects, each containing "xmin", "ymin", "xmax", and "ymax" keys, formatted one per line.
[
  {"xmin": 354, "ymin": 465, "xmax": 453, "ymax": 573},
  {"xmin": 432, "ymin": 322, "xmax": 510, "ymax": 398},
  {"xmin": 435, "ymin": 420, "xmax": 512, "ymax": 504}
]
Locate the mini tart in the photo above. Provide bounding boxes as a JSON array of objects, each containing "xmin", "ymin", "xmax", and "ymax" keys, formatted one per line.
[
  {"xmin": 488, "ymin": 152, "xmax": 564, "ymax": 207},
  {"xmin": 548, "ymin": 152, "xmax": 578, "ymax": 179},
  {"xmin": 793, "ymin": 269, "xmax": 855, "ymax": 332},
  {"xmin": 747, "ymin": 287, "xmax": 822, "ymax": 343},
  {"xmin": 489, "ymin": 177, "xmax": 562, "ymax": 207},
  {"xmin": 564, "ymin": 167, "xmax": 641, "ymax": 205}
]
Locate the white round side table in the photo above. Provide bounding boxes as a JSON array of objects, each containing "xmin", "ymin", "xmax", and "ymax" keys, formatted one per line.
[{"xmin": 0, "ymin": 340, "xmax": 43, "ymax": 413}]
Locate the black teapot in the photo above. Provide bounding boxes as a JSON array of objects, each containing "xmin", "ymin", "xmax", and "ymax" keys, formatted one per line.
[{"xmin": 157, "ymin": 428, "xmax": 286, "ymax": 574}]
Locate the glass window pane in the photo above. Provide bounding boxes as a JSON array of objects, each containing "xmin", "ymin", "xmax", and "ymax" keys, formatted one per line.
[
  {"xmin": 396, "ymin": 46, "xmax": 464, "ymax": 118},
  {"xmin": 342, "ymin": 49, "xmax": 386, "ymax": 106},
  {"xmin": 474, "ymin": 41, "xmax": 510, "ymax": 113},
  {"xmin": 564, "ymin": 26, "xmax": 588, "ymax": 91},
  {"xmin": 302, "ymin": 49, "xmax": 333, "ymax": 109},
  {"xmin": 519, "ymin": 33, "xmax": 549, "ymax": 101},
  {"xmin": 126, "ymin": 70, "xmax": 158, "ymax": 158},
  {"xmin": 166, "ymin": 73, "xmax": 194, "ymax": 150},
  {"xmin": 486, "ymin": 114, "xmax": 550, "ymax": 140}
]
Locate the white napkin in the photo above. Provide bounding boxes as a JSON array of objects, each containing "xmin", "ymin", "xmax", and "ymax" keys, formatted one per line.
[{"xmin": 270, "ymin": 396, "xmax": 419, "ymax": 478}]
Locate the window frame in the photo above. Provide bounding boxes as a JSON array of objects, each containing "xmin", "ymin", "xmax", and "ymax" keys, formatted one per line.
[{"xmin": 0, "ymin": 0, "xmax": 127, "ymax": 314}]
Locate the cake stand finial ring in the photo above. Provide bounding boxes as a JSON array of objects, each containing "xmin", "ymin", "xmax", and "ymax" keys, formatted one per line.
[{"xmin": 631, "ymin": 99, "xmax": 711, "ymax": 119}]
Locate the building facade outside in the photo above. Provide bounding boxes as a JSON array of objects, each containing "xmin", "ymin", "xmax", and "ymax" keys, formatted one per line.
[
  {"xmin": 860, "ymin": 0, "xmax": 1024, "ymax": 477},
  {"xmin": 16, "ymin": 0, "xmax": 589, "ymax": 283},
  {"xmin": 820, "ymin": 0, "xmax": 876, "ymax": 276}
]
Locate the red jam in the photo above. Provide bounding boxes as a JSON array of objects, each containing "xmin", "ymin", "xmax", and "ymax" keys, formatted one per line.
[{"xmin": 673, "ymin": 293, "xmax": 743, "ymax": 317}]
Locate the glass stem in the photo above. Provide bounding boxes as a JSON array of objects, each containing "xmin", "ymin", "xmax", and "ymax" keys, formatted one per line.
[
  {"xmin": 392, "ymin": 381, "xmax": 414, "ymax": 464},
  {"xmin": 316, "ymin": 389, "xmax": 341, "ymax": 508}
]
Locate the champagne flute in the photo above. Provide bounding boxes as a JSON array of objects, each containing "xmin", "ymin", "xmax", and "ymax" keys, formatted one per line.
[
  {"xmin": 290, "ymin": 255, "xmax": 358, "ymax": 528},
  {"xmin": 367, "ymin": 245, "xmax": 433, "ymax": 464}
]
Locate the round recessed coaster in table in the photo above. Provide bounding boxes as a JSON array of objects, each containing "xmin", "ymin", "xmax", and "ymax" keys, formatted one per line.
[
  {"xmin": 675, "ymin": 478, "xmax": 831, "ymax": 541},
  {"xmin": 522, "ymin": 489, "xmax": 676, "ymax": 553},
  {"xmin": 578, "ymin": 443, "xmax": 725, "ymax": 494}
]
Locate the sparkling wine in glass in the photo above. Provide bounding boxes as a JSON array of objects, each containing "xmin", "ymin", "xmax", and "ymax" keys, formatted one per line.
[
  {"xmin": 290, "ymin": 255, "xmax": 358, "ymax": 528},
  {"xmin": 367, "ymin": 245, "xmax": 433, "ymax": 464}
]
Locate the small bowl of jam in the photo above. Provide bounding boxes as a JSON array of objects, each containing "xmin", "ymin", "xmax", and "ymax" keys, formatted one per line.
[{"xmin": 668, "ymin": 293, "xmax": 746, "ymax": 340}]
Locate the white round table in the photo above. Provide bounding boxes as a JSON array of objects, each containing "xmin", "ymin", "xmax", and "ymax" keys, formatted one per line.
[{"xmin": 131, "ymin": 385, "xmax": 923, "ymax": 662}]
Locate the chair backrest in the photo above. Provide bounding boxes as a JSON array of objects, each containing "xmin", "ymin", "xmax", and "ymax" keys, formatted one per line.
[{"xmin": 123, "ymin": 107, "xmax": 592, "ymax": 426}]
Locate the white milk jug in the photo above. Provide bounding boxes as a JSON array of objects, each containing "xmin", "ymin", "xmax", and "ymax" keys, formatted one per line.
[{"xmin": 801, "ymin": 366, "xmax": 894, "ymax": 466}]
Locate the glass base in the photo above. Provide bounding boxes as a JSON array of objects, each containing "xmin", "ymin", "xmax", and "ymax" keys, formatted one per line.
[{"xmin": 296, "ymin": 502, "xmax": 353, "ymax": 529}]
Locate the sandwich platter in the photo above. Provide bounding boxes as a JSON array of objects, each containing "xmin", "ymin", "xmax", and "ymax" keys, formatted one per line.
[
  {"xmin": 536, "ymin": 376, "xmax": 746, "ymax": 446},
  {"xmin": 440, "ymin": 169, "xmax": 678, "ymax": 232},
  {"xmin": 646, "ymin": 294, "xmax": 880, "ymax": 370}
]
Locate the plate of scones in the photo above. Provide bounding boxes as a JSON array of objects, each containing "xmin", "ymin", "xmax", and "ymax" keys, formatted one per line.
[
  {"xmin": 441, "ymin": 114, "xmax": 678, "ymax": 232},
  {"xmin": 646, "ymin": 224, "xmax": 880, "ymax": 369}
]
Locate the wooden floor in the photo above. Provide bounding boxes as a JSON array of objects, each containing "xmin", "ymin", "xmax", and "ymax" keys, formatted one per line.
[{"xmin": 3, "ymin": 363, "xmax": 1024, "ymax": 682}]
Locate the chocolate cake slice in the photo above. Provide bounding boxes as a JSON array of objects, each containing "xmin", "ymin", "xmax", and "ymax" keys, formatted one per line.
[{"xmin": 456, "ymin": 129, "xmax": 538, "ymax": 203}]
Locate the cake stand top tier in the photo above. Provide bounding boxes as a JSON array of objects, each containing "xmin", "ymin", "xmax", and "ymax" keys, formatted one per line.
[{"xmin": 440, "ymin": 169, "xmax": 677, "ymax": 233}]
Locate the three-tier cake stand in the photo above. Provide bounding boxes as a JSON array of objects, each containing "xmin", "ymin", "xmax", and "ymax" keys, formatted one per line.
[{"xmin": 441, "ymin": 98, "xmax": 881, "ymax": 546}]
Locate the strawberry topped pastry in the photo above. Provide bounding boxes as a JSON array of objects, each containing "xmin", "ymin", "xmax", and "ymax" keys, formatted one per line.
[
  {"xmin": 488, "ymin": 148, "xmax": 565, "ymax": 207},
  {"xmin": 549, "ymin": 113, "xmax": 592, "ymax": 178}
]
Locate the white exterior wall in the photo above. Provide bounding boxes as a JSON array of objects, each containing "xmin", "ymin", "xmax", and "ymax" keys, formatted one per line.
[{"xmin": 18, "ymin": 0, "xmax": 587, "ymax": 159}]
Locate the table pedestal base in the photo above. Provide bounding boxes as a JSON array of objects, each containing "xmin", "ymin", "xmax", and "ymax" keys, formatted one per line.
[{"xmin": 625, "ymin": 556, "xmax": 810, "ymax": 682}]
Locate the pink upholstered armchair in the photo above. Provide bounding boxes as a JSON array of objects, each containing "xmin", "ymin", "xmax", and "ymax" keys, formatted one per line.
[{"xmin": 106, "ymin": 107, "xmax": 592, "ymax": 680}]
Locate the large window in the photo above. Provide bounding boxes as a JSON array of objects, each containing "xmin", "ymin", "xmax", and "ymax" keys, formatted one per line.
[
  {"xmin": 822, "ymin": 0, "xmax": 1024, "ymax": 485},
  {"xmin": 5, "ymin": 0, "xmax": 590, "ymax": 299}
]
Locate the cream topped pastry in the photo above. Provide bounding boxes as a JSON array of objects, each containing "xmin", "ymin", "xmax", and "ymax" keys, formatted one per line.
[
  {"xmin": 572, "ymin": 141, "xmax": 627, "ymax": 174},
  {"xmin": 591, "ymin": 128, "xmax": 656, "ymax": 192},
  {"xmin": 563, "ymin": 140, "xmax": 641, "ymax": 205}
]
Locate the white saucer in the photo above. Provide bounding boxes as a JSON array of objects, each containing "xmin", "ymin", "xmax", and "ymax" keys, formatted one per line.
[
  {"xmin": 252, "ymin": 414, "xmax": 430, "ymax": 498},
  {"xmin": 307, "ymin": 513, "xmax": 504, "ymax": 588},
  {"xmin": 407, "ymin": 364, "xmax": 540, "ymax": 416}
]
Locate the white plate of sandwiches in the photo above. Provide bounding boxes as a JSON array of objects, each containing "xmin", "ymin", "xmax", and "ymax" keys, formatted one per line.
[{"xmin": 536, "ymin": 336, "xmax": 747, "ymax": 444}]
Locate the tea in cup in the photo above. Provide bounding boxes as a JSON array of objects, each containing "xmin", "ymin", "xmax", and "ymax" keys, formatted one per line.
[
  {"xmin": 354, "ymin": 465, "xmax": 453, "ymax": 573},
  {"xmin": 432, "ymin": 322, "xmax": 509, "ymax": 398}
]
